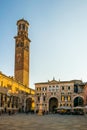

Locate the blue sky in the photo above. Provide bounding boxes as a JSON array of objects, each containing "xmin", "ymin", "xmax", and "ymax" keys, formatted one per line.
[{"xmin": 1, "ymin": 0, "xmax": 87, "ymax": 89}]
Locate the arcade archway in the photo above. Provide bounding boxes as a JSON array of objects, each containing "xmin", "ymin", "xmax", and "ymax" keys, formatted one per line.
[
  {"xmin": 26, "ymin": 98, "xmax": 32, "ymax": 112},
  {"xmin": 49, "ymin": 97, "xmax": 58, "ymax": 112},
  {"xmin": 74, "ymin": 96, "xmax": 84, "ymax": 107}
]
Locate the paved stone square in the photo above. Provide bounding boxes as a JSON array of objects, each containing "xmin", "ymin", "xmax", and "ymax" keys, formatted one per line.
[{"xmin": 0, "ymin": 114, "xmax": 87, "ymax": 130}]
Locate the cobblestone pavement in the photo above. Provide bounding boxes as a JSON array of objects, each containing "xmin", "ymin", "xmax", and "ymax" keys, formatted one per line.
[{"xmin": 0, "ymin": 113, "xmax": 87, "ymax": 130}]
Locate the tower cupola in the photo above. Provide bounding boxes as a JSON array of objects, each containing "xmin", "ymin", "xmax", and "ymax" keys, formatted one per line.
[{"xmin": 17, "ymin": 19, "xmax": 29, "ymax": 37}]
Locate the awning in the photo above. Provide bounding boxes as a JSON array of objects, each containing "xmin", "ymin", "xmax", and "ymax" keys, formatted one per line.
[
  {"xmin": 56, "ymin": 106, "xmax": 71, "ymax": 110},
  {"xmin": 73, "ymin": 106, "xmax": 84, "ymax": 109}
]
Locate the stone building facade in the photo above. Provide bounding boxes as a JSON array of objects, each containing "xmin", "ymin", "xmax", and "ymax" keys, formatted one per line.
[
  {"xmin": 0, "ymin": 72, "xmax": 35, "ymax": 112},
  {"xmin": 35, "ymin": 79, "xmax": 85, "ymax": 113}
]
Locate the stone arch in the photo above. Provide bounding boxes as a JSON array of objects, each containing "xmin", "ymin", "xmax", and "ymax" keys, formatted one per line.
[
  {"xmin": 72, "ymin": 95, "xmax": 84, "ymax": 101},
  {"xmin": 26, "ymin": 97, "xmax": 32, "ymax": 112},
  {"xmin": 73, "ymin": 96, "xmax": 84, "ymax": 107},
  {"xmin": 49, "ymin": 97, "xmax": 58, "ymax": 112}
]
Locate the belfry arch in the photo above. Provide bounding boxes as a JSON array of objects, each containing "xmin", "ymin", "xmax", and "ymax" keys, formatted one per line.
[{"xmin": 49, "ymin": 97, "xmax": 58, "ymax": 112}]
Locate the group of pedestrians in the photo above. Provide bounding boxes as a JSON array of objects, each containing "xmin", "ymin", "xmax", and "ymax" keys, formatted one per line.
[{"xmin": 0, "ymin": 109, "xmax": 18, "ymax": 116}]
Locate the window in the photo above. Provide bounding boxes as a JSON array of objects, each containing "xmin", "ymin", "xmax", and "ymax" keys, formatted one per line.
[
  {"xmin": 16, "ymin": 43, "xmax": 23, "ymax": 48},
  {"xmin": 74, "ymin": 84, "xmax": 78, "ymax": 93},
  {"xmin": 43, "ymin": 96, "xmax": 46, "ymax": 102},
  {"xmin": 62, "ymin": 86, "xmax": 64, "ymax": 90},
  {"xmin": 22, "ymin": 24, "xmax": 25, "ymax": 30},
  {"xmin": 65, "ymin": 96, "xmax": 67, "ymax": 101},
  {"xmin": 42, "ymin": 87, "xmax": 47, "ymax": 91},
  {"xmin": 16, "ymin": 44, "xmax": 19, "ymax": 47},
  {"xmin": 49, "ymin": 86, "xmax": 51, "ymax": 91},
  {"xmin": 21, "ymin": 42, "xmax": 23, "ymax": 47},
  {"xmin": 61, "ymin": 96, "xmax": 64, "ymax": 101},
  {"xmin": 51, "ymin": 92, "xmax": 53, "ymax": 95},
  {"xmin": 36, "ymin": 88, "xmax": 38, "ymax": 91},
  {"xmin": 19, "ymin": 24, "xmax": 21, "ymax": 30},
  {"xmin": 54, "ymin": 92, "xmax": 56, "ymax": 95},
  {"xmin": 45, "ymin": 87, "xmax": 47, "ymax": 91},
  {"xmin": 39, "ymin": 88, "xmax": 41, "ymax": 91},
  {"xmin": 68, "ymin": 96, "xmax": 71, "ymax": 101},
  {"xmin": 38, "ymin": 96, "xmax": 40, "ymax": 102},
  {"xmin": 56, "ymin": 85, "xmax": 59, "ymax": 89},
  {"xmin": 68, "ymin": 86, "xmax": 70, "ymax": 90}
]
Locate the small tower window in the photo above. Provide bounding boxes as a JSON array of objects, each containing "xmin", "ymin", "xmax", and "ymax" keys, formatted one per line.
[
  {"xmin": 22, "ymin": 24, "xmax": 25, "ymax": 30},
  {"xmin": 21, "ymin": 42, "xmax": 23, "ymax": 47},
  {"xmin": 16, "ymin": 44, "xmax": 19, "ymax": 47},
  {"xmin": 19, "ymin": 24, "xmax": 21, "ymax": 30}
]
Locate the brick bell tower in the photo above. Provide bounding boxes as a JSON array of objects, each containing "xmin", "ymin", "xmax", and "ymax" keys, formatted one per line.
[{"xmin": 14, "ymin": 19, "xmax": 31, "ymax": 87}]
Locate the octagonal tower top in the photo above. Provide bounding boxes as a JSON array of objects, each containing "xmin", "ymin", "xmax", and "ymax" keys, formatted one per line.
[{"xmin": 17, "ymin": 19, "xmax": 29, "ymax": 37}]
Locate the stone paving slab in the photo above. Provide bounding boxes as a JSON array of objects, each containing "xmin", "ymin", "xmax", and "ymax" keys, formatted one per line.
[{"xmin": 0, "ymin": 114, "xmax": 87, "ymax": 130}]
